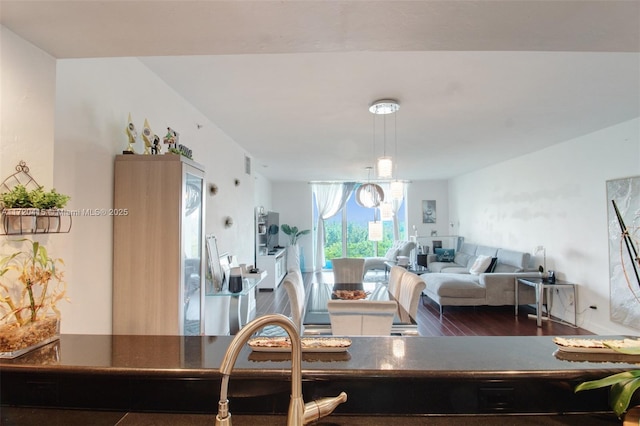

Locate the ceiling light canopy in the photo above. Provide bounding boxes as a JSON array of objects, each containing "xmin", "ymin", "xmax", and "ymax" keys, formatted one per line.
[{"xmin": 369, "ymin": 99, "xmax": 400, "ymax": 115}]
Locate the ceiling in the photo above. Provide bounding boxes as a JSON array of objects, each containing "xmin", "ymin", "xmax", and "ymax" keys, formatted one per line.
[{"xmin": 2, "ymin": 1, "xmax": 639, "ymax": 182}]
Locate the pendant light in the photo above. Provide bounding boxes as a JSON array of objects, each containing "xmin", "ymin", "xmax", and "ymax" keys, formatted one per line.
[{"xmin": 370, "ymin": 99, "xmax": 399, "ymax": 179}]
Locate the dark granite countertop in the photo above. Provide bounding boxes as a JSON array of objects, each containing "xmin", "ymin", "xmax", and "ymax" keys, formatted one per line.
[
  {"xmin": 3, "ymin": 334, "xmax": 639, "ymax": 415},
  {"xmin": 2, "ymin": 334, "xmax": 639, "ymax": 379}
]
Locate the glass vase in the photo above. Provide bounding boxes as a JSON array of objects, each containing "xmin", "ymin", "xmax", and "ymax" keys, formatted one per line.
[{"xmin": 0, "ymin": 316, "xmax": 60, "ymax": 358}]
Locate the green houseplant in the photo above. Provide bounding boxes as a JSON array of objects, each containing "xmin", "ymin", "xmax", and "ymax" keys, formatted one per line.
[
  {"xmin": 1, "ymin": 185, "xmax": 70, "ymax": 234},
  {"xmin": 574, "ymin": 346, "xmax": 640, "ymax": 419},
  {"xmin": 281, "ymin": 224, "xmax": 310, "ymax": 272},
  {"xmin": 281, "ymin": 224, "xmax": 310, "ymax": 246},
  {"xmin": 0, "ymin": 239, "xmax": 67, "ymax": 357}
]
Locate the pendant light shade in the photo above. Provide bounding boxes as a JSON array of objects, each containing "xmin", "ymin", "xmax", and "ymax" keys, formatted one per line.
[
  {"xmin": 390, "ymin": 180, "xmax": 404, "ymax": 200},
  {"xmin": 380, "ymin": 201, "xmax": 394, "ymax": 221},
  {"xmin": 376, "ymin": 157, "xmax": 393, "ymax": 179},
  {"xmin": 370, "ymin": 99, "xmax": 399, "ymax": 179},
  {"xmin": 368, "ymin": 221, "xmax": 383, "ymax": 241}
]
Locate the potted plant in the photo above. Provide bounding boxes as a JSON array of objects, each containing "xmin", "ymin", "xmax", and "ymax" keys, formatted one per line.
[
  {"xmin": 30, "ymin": 186, "xmax": 70, "ymax": 232},
  {"xmin": 0, "ymin": 239, "xmax": 67, "ymax": 358},
  {"xmin": 281, "ymin": 224, "xmax": 310, "ymax": 272},
  {"xmin": 0, "ymin": 185, "xmax": 38, "ymax": 234},
  {"xmin": 0, "ymin": 185, "xmax": 70, "ymax": 234}
]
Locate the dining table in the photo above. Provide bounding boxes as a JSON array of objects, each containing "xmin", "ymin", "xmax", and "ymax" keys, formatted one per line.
[{"xmin": 302, "ymin": 281, "xmax": 419, "ymax": 335}]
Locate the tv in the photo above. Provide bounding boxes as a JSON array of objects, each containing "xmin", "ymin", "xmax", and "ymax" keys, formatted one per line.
[{"xmin": 266, "ymin": 211, "xmax": 279, "ymax": 253}]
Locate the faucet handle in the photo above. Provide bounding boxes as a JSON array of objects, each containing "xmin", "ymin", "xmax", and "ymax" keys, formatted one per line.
[{"xmin": 303, "ymin": 391, "xmax": 347, "ymax": 424}]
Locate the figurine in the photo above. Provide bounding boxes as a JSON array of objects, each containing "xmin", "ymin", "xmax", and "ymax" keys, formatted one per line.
[
  {"xmin": 151, "ymin": 135, "xmax": 161, "ymax": 155},
  {"xmin": 124, "ymin": 113, "xmax": 138, "ymax": 154},
  {"xmin": 163, "ymin": 127, "xmax": 179, "ymax": 151},
  {"xmin": 141, "ymin": 118, "xmax": 154, "ymax": 155}
]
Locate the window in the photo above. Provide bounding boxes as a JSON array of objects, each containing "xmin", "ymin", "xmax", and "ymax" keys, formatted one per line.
[{"xmin": 314, "ymin": 183, "xmax": 406, "ymax": 269}]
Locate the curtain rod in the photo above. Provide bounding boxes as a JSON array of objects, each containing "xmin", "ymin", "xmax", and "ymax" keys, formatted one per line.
[{"xmin": 308, "ymin": 179, "xmax": 412, "ymax": 184}]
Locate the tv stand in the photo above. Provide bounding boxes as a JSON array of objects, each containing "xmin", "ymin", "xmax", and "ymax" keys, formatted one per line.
[{"xmin": 256, "ymin": 248, "xmax": 287, "ymax": 290}]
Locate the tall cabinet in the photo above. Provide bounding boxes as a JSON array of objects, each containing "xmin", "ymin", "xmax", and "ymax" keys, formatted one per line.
[{"xmin": 113, "ymin": 154, "xmax": 205, "ymax": 335}]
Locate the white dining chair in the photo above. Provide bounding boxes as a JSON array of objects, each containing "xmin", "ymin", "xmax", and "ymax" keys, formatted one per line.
[
  {"xmin": 282, "ymin": 269, "xmax": 306, "ymax": 333},
  {"xmin": 331, "ymin": 258, "xmax": 365, "ymax": 283},
  {"xmin": 258, "ymin": 270, "xmax": 306, "ymax": 336},
  {"xmin": 397, "ymin": 271, "xmax": 426, "ymax": 319},
  {"xmin": 387, "ymin": 265, "xmax": 407, "ymax": 300},
  {"xmin": 327, "ymin": 300, "xmax": 397, "ymax": 336}
]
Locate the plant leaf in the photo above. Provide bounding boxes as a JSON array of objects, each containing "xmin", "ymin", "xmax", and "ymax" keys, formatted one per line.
[
  {"xmin": 610, "ymin": 377, "xmax": 640, "ymax": 418},
  {"xmin": 575, "ymin": 370, "xmax": 640, "ymax": 392}
]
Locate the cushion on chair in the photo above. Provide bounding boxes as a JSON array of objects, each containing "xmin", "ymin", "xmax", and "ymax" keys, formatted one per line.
[{"xmin": 384, "ymin": 248, "xmax": 399, "ymax": 261}]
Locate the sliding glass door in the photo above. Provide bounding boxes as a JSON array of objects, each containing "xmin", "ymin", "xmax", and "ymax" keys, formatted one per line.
[{"xmin": 316, "ymin": 184, "xmax": 406, "ymax": 269}]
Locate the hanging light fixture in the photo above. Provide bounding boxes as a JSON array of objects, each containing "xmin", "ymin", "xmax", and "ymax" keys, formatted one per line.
[
  {"xmin": 380, "ymin": 201, "xmax": 394, "ymax": 221},
  {"xmin": 370, "ymin": 99, "xmax": 399, "ymax": 179}
]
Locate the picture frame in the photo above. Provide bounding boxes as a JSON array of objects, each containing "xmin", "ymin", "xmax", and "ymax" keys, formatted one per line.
[
  {"xmin": 219, "ymin": 252, "xmax": 231, "ymax": 291},
  {"xmin": 206, "ymin": 234, "xmax": 224, "ymax": 293},
  {"xmin": 422, "ymin": 200, "xmax": 436, "ymax": 224}
]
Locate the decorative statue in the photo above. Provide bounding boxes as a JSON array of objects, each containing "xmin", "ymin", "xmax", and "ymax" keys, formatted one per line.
[
  {"xmin": 124, "ymin": 113, "xmax": 138, "ymax": 154},
  {"xmin": 141, "ymin": 118, "xmax": 155, "ymax": 155},
  {"xmin": 151, "ymin": 135, "xmax": 161, "ymax": 155},
  {"xmin": 163, "ymin": 127, "xmax": 179, "ymax": 150}
]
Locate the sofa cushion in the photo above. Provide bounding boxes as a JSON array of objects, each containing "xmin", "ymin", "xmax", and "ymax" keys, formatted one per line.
[
  {"xmin": 494, "ymin": 248, "xmax": 530, "ymax": 273},
  {"xmin": 435, "ymin": 248, "xmax": 455, "ymax": 262},
  {"xmin": 423, "ymin": 274, "xmax": 485, "ymax": 298},
  {"xmin": 485, "ymin": 257, "xmax": 498, "ymax": 273},
  {"xmin": 453, "ymin": 251, "xmax": 473, "ymax": 268},
  {"xmin": 458, "ymin": 243, "xmax": 477, "ymax": 256},
  {"xmin": 476, "ymin": 245, "xmax": 498, "ymax": 258},
  {"xmin": 469, "ymin": 255, "xmax": 493, "ymax": 275}
]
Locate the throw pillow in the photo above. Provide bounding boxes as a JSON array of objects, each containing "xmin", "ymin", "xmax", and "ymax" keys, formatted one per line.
[
  {"xmin": 435, "ymin": 248, "xmax": 455, "ymax": 262},
  {"xmin": 485, "ymin": 257, "xmax": 498, "ymax": 273},
  {"xmin": 385, "ymin": 248, "xmax": 399, "ymax": 261},
  {"xmin": 469, "ymin": 255, "xmax": 493, "ymax": 275}
]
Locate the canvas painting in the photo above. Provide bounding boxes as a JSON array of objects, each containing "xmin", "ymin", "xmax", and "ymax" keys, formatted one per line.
[
  {"xmin": 607, "ymin": 175, "xmax": 640, "ymax": 330},
  {"xmin": 422, "ymin": 200, "xmax": 436, "ymax": 223}
]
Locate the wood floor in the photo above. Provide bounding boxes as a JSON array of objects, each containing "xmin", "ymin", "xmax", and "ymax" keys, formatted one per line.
[{"xmin": 255, "ymin": 272, "xmax": 595, "ymax": 337}]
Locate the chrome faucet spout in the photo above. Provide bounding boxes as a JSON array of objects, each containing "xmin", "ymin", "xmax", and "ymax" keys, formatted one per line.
[{"xmin": 215, "ymin": 314, "xmax": 346, "ymax": 426}]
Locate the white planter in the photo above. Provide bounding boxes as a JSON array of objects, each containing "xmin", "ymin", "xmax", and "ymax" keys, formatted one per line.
[
  {"xmin": 287, "ymin": 244, "xmax": 300, "ymax": 272},
  {"xmin": 2, "ymin": 208, "xmax": 38, "ymax": 234},
  {"xmin": 36, "ymin": 209, "xmax": 61, "ymax": 232}
]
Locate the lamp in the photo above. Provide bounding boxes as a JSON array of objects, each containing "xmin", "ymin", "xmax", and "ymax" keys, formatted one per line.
[
  {"xmin": 534, "ymin": 245, "xmax": 546, "ymax": 274},
  {"xmin": 370, "ymin": 99, "xmax": 399, "ymax": 179}
]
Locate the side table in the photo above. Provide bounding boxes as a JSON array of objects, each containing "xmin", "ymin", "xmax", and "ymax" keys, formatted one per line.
[{"xmin": 515, "ymin": 277, "xmax": 577, "ymax": 327}]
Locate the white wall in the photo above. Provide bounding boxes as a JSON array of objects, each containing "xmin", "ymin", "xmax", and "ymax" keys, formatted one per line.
[
  {"xmin": 52, "ymin": 57, "xmax": 257, "ymax": 333},
  {"xmin": 406, "ymin": 180, "xmax": 451, "ymax": 238},
  {"xmin": 0, "ymin": 26, "xmax": 56, "ymax": 185},
  {"xmin": 272, "ymin": 182, "xmax": 314, "ymax": 272},
  {"xmin": 450, "ymin": 118, "xmax": 640, "ymax": 335}
]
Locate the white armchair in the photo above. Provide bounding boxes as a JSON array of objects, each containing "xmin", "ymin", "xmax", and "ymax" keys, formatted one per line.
[{"xmin": 363, "ymin": 240, "xmax": 416, "ymax": 275}]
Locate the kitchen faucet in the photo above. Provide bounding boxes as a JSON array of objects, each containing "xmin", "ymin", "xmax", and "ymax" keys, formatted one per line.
[{"xmin": 215, "ymin": 314, "xmax": 347, "ymax": 426}]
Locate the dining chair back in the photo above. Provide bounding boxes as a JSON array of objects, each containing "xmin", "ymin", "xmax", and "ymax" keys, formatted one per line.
[
  {"xmin": 327, "ymin": 300, "xmax": 397, "ymax": 336},
  {"xmin": 331, "ymin": 258, "xmax": 365, "ymax": 283},
  {"xmin": 397, "ymin": 271, "xmax": 426, "ymax": 319},
  {"xmin": 387, "ymin": 265, "xmax": 407, "ymax": 299},
  {"xmin": 282, "ymin": 269, "xmax": 306, "ymax": 333}
]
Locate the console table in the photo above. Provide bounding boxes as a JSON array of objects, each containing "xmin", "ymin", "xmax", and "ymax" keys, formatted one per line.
[{"xmin": 515, "ymin": 277, "xmax": 577, "ymax": 327}]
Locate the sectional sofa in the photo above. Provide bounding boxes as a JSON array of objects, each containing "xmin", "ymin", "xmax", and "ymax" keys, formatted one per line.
[{"xmin": 420, "ymin": 243, "xmax": 538, "ymax": 317}]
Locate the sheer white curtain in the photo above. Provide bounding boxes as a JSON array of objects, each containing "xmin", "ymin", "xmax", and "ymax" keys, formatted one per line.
[{"xmin": 312, "ymin": 182, "xmax": 356, "ymax": 270}]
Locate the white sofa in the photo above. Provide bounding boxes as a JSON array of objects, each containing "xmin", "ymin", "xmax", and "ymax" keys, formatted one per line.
[
  {"xmin": 363, "ymin": 240, "xmax": 416, "ymax": 275},
  {"xmin": 421, "ymin": 243, "xmax": 537, "ymax": 317}
]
